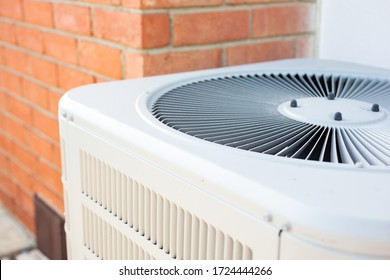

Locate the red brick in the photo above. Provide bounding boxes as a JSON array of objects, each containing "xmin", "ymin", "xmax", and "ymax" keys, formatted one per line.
[
  {"xmin": 32, "ymin": 110, "xmax": 59, "ymax": 142},
  {"xmin": 226, "ymin": 40, "xmax": 294, "ymax": 66},
  {"xmin": 53, "ymin": 144, "xmax": 61, "ymax": 169},
  {"xmin": 0, "ymin": 91, "xmax": 6, "ymax": 110},
  {"xmin": 36, "ymin": 160, "xmax": 62, "ymax": 193},
  {"xmin": 27, "ymin": 131, "xmax": 52, "ymax": 162},
  {"xmin": 9, "ymin": 160, "xmax": 32, "ymax": 189},
  {"xmin": 53, "ymin": 3, "xmax": 91, "ymax": 35},
  {"xmin": 0, "ymin": 22, "xmax": 16, "ymax": 44},
  {"xmin": 0, "ymin": 151, "xmax": 10, "ymax": 173},
  {"xmin": 93, "ymin": 9, "xmax": 170, "ymax": 49},
  {"xmin": 95, "ymin": 77, "xmax": 111, "ymax": 83},
  {"xmin": 15, "ymin": 186, "xmax": 34, "ymax": 215},
  {"xmin": 124, "ymin": 52, "xmax": 144, "ymax": 78},
  {"xmin": 0, "ymin": 171, "xmax": 14, "ymax": 193},
  {"xmin": 10, "ymin": 141, "xmax": 38, "ymax": 172},
  {"xmin": 141, "ymin": 13, "xmax": 170, "ymax": 48},
  {"xmin": 15, "ymin": 26, "xmax": 43, "ymax": 53},
  {"xmin": 252, "ymin": 4, "xmax": 315, "ymax": 38},
  {"xmin": 0, "ymin": 0, "xmax": 23, "ymax": 20},
  {"xmin": 0, "ymin": 70, "xmax": 22, "ymax": 95},
  {"xmin": 80, "ymin": 0, "xmax": 121, "ymax": 4},
  {"xmin": 58, "ymin": 65, "xmax": 95, "ymax": 91},
  {"xmin": 126, "ymin": 49, "xmax": 222, "ymax": 78},
  {"xmin": 26, "ymin": 56, "xmax": 58, "ymax": 87},
  {"xmin": 0, "ymin": 46, "xmax": 4, "ymax": 65},
  {"xmin": 3, "ymin": 116, "xmax": 24, "ymax": 141},
  {"xmin": 0, "ymin": 188, "xmax": 16, "ymax": 215},
  {"xmin": 121, "ymin": 0, "xmax": 141, "ymax": 7},
  {"xmin": 21, "ymin": 79, "xmax": 50, "ymax": 111},
  {"xmin": 33, "ymin": 179, "xmax": 64, "ymax": 213},
  {"xmin": 295, "ymin": 36, "xmax": 314, "ymax": 58},
  {"xmin": 3, "ymin": 48, "xmax": 27, "ymax": 74},
  {"xmin": 5, "ymin": 95, "xmax": 33, "ymax": 125},
  {"xmin": 122, "ymin": 0, "xmax": 223, "ymax": 8},
  {"xmin": 23, "ymin": 0, "xmax": 54, "ymax": 27},
  {"xmin": 93, "ymin": 9, "xmax": 141, "ymax": 47},
  {"xmin": 43, "ymin": 32, "xmax": 77, "ymax": 64},
  {"xmin": 227, "ymin": 0, "xmax": 288, "ymax": 4},
  {"xmin": 174, "ymin": 10, "xmax": 249, "ymax": 46},
  {"xmin": 48, "ymin": 91, "xmax": 63, "ymax": 115},
  {"xmin": 79, "ymin": 41, "xmax": 122, "ymax": 79}
]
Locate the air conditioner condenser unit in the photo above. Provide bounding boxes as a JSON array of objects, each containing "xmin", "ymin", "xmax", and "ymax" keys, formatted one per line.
[{"xmin": 59, "ymin": 59, "xmax": 390, "ymax": 260}]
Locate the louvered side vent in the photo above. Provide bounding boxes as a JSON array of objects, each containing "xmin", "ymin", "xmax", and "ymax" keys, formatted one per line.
[
  {"xmin": 152, "ymin": 74, "xmax": 390, "ymax": 167},
  {"xmin": 80, "ymin": 150, "xmax": 252, "ymax": 260},
  {"xmin": 82, "ymin": 206, "xmax": 155, "ymax": 260}
]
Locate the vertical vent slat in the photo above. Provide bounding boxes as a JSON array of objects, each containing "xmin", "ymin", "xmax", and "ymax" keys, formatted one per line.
[
  {"xmin": 176, "ymin": 207, "xmax": 184, "ymax": 260},
  {"xmin": 92, "ymin": 156, "xmax": 97, "ymax": 202},
  {"xmin": 117, "ymin": 231, "xmax": 122, "ymax": 260},
  {"xmin": 233, "ymin": 240, "xmax": 243, "ymax": 260},
  {"xmin": 101, "ymin": 162, "xmax": 107, "ymax": 209},
  {"xmin": 116, "ymin": 171, "xmax": 122, "ymax": 220},
  {"xmin": 224, "ymin": 235, "xmax": 233, "ymax": 260},
  {"xmin": 163, "ymin": 199, "xmax": 170, "ymax": 254},
  {"xmin": 157, "ymin": 195, "xmax": 163, "ymax": 249},
  {"xmin": 128, "ymin": 237, "xmax": 133, "ymax": 260},
  {"xmin": 97, "ymin": 159, "xmax": 102, "ymax": 206},
  {"xmin": 144, "ymin": 188, "xmax": 151, "ymax": 240},
  {"xmin": 183, "ymin": 211, "xmax": 192, "ymax": 260},
  {"xmin": 88, "ymin": 208, "xmax": 93, "ymax": 251},
  {"xmin": 151, "ymin": 191, "xmax": 157, "ymax": 245},
  {"xmin": 82, "ymin": 206, "xmax": 87, "ymax": 246},
  {"xmin": 80, "ymin": 151, "xmax": 85, "ymax": 194},
  {"xmin": 103, "ymin": 217, "xmax": 108, "ymax": 259},
  {"xmin": 98, "ymin": 217, "xmax": 103, "ymax": 259},
  {"xmin": 243, "ymin": 246, "xmax": 252, "ymax": 260},
  {"xmin": 215, "ymin": 229, "xmax": 225, "ymax": 260},
  {"xmin": 110, "ymin": 225, "xmax": 115, "ymax": 259},
  {"xmin": 191, "ymin": 216, "xmax": 200, "ymax": 260},
  {"xmin": 106, "ymin": 166, "xmax": 112, "ymax": 213},
  {"xmin": 169, "ymin": 203, "xmax": 177, "ymax": 258},
  {"xmin": 123, "ymin": 236, "xmax": 128, "ymax": 260},
  {"xmin": 93, "ymin": 211, "xmax": 98, "ymax": 255},
  {"xmin": 121, "ymin": 174, "xmax": 127, "ymax": 224},
  {"xmin": 112, "ymin": 168, "xmax": 117, "ymax": 217},
  {"xmin": 199, "ymin": 221, "xmax": 207, "ymax": 260},
  {"xmin": 127, "ymin": 177, "xmax": 133, "ymax": 227},
  {"xmin": 86, "ymin": 153, "xmax": 91, "ymax": 198},
  {"xmin": 139, "ymin": 184, "xmax": 145, "ymax": 236},
  {"xmin": 207, "ymin": 226, "xmax": 216, "ymax": 260},
  {"xmin": 133, "ymin": 180, "xmax": 139, "ymax": 232}
]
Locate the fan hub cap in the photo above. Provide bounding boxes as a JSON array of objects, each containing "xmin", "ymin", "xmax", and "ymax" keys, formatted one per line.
[{"xmin": 278, "ymin": 97, "xmax": 387, "ymax": 127}]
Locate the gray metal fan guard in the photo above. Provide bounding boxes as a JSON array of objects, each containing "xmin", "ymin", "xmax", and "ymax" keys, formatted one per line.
[{"xmin": 151, "ymin": 73, "xmax": 390, "ymax": 167}]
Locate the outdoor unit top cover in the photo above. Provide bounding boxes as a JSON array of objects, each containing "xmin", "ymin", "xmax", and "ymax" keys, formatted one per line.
[{"xmin": 60, "ymin": 59, "xmax": 390, "ymax": 259}]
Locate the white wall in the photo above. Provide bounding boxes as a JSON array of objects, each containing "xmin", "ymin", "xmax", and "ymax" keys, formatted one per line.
[{"xmin": 318, "ymin": 0, "xmax": 390, "ymax": 69}]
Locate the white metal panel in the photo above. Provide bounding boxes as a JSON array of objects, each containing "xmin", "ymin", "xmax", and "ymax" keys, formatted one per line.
[
  {"xmin": 62, "ymin": 121, "xmax": 279, "ymax": 259},
  {"xmin": 279, "ymin": 232, "xmax": 389, "ymax": 260}
]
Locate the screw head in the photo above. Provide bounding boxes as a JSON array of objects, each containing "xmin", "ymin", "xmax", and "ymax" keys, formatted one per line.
[
  {"xmin": 371, "ymin": 104, "xmax": 380, "ymax": 112},
  {"xmin": 355, "ymin": 162, "xmax": 364, "ymax": 168},
  {"xmin": 290, "ymin": 99, "xmax": 297, "ymax": 108},
  {"xmin": 334, "ymin": 112, "xmax": 342, "ymax": 121},
  {"xmin": 327, "ymin": 92, "xmax": 335, "ymax": 100},
  {"xmin": 263, "ymin": 214, "xmax": 273, "ymax": 222}
]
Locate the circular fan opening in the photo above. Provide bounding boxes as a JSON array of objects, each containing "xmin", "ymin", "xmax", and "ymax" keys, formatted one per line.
[{"xmin": 151, "ymin": 73, "xmax": 390, "ymax": 167}]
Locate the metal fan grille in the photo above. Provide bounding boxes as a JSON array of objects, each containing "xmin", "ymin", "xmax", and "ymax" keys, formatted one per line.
[{"xmin": 151, "ymin": 74, "xmax": 390, "ymax": 167}]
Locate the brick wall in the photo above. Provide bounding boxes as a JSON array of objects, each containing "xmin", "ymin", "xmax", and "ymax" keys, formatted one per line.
[{"xmin": 0, "ymin": 0, "xmax": 317, "ymax": 233}]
